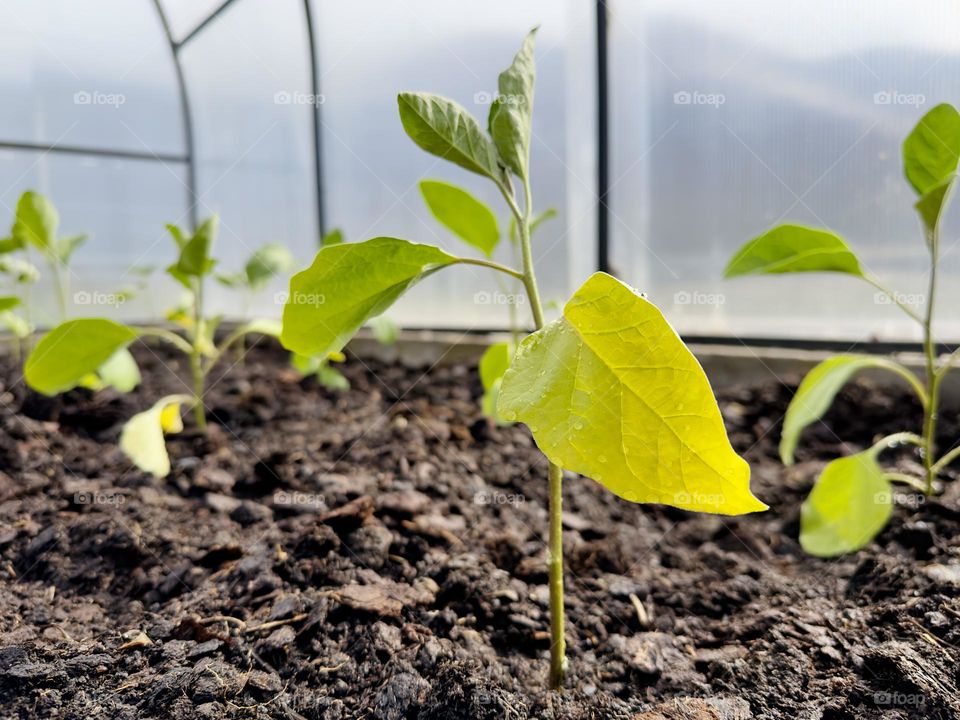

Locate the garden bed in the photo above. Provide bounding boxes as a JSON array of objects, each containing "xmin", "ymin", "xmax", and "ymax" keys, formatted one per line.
[{"xmin": 1, "ymin": 338, "xmax": 959, "ymax": 719}]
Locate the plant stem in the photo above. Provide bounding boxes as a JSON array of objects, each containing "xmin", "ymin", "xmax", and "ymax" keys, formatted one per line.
[
  {"xmin": 883, "ymin": 472, "xmax": 928, "ymax": 492},
  {"xmin": 455, "ymin": 256, "xmax": 524, "ymax": 280},
  {"xmin": 501, "ymin": 175, "xmax": 567, "ymax": 689},
  {"xmin": 48, "ymin": 255, "xmax": 68, "ymax": 322},
  {"xmin": 921, "ymin": 225, "xmax": 939, "ymax": 495},
  {"xmin": 190, "ymin": 278, "xmax": 207, "ymax": 430}
]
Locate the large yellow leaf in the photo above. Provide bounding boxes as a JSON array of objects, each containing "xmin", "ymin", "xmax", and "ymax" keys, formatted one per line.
[{"xmin": 498, "ymin": 272, "xmax": 766, "ymax": 515}]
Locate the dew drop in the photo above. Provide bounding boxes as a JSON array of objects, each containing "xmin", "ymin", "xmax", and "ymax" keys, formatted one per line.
[
  {"xmin": 574, "ymin": 422, "xmax": 584, "ymax": 431},
  {"xmin": 598, "ymin": 455, "xmax": 608, "ymax": 464}
]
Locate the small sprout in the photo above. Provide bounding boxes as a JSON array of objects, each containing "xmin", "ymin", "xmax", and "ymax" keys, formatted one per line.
[{"xmin": 724, "ymin": 103, "xmax": 960, "ymax": 556}]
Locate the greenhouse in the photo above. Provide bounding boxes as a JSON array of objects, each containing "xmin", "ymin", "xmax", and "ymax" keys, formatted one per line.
[{"xmin": 1, "ymin": 1, "xmax": 959, "ymax": 718}]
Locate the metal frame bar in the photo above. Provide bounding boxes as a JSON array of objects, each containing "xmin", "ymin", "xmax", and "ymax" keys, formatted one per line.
[
  {"xmin": 596, "ymin": 0, "xmax": 610, "ymax": 274},
  {"xmin": 302, "ymin": 0, "xmax": 326, "ymax": 239},
  {"xmin": 175, "ymin": 0, "xmax": 243, "ymax": 50},
  {"xmin": 0, "ymin": 140, "xmax": 187, "ymax": 164}
]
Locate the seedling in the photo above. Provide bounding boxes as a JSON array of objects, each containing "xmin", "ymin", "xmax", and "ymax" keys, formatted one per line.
[
  {"xmin": 419, "ymin": 178, "xmax": 555, "ymax": 423},
  {"xmin": 280, "ymin": 28, "xmax": 765, "ymax": 688},
  {"xmin": 24, "ymin": 216, "xmax": 281, "ymax": 476},
  {"xmin": 724, "ymin": 103, "xmax": 960, "ymax": 557}
]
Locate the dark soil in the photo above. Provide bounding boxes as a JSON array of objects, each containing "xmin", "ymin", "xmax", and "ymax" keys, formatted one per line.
[{"xmin": 1, "ymin": 338, "xmax": 959, "ymax": 719}]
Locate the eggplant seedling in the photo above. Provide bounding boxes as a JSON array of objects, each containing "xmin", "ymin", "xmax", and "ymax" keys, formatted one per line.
[
  {"xmin": 280, "ymin": 28, "xmax": 765, "ymax": 688},
  {"xmin": 724, "ymin": 103, "xmax": 960, "ymax": 557},
  {"xmin": 24, "ymin": 216, "xmax": 281, "ymax": 477}
]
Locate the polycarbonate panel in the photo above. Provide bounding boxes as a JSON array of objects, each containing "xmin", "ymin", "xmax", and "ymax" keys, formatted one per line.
[
  {"xmin": 0, "ymin": 0, "xmax": 184, "ymax": 156},
  {"xmin": 314, "ymin": 0, "xmax": 596, "ymax": 330},
  {"xmin": 180, "ymin": 0, "xmax": 317, "ymax": 320},
  {"xmin": 610, "ymin": 0, "xmax": 960, "ymax": 342},
  {"xmin": 0, "ymin": 149, "xmax": 189, "ymax": 327}
]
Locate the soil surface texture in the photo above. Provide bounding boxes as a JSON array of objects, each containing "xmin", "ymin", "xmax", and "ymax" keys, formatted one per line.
[{"xmin": 1, "ymin": 339, "xmax": 959, "ymax": 719}]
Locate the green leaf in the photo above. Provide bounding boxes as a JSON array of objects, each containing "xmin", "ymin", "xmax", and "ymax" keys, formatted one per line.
[
  {"xmin": 903, "ymin": 103, "xmax": 960, "ymax": 195},
  {"xmin": 215, "ymin": 271, "xmax": 245, "ymax": 288},
  {"xmin": 166, "ymin": 223, "xmax": 189, "ymax": 250},
  {"xmin": 0, "ymin": 237, "xmax": 24, "ymax": 254},
  {"xmin": 0, "ymin": 296, "xmax": 20, "ymax": 313},
  {"xmin": 120, "ymin": 394, "xmax": 192, "ymax": 477},
  {"xmin": 25, "ymin": 319, "xmax": 140, "ymax": 395},
  {"xmin": 95, "ymin": 348, "xmax": 141, "ymax": 393},
  {"xmin": 479, "ymin": 341, "xmax": 513, "ymax": 425},
  {"xmin": 317, "ymin": 364, "xmax": 350, "ymax": 391},
  {"xmin": 779, "ymin": 355, "xmax": 922, "ymax": 465},
  {"xmin": 915, "ymin": 178, "xmax": 953, "ymax": 248},
  {"xmin": 499, "ymin": 272, "xmax": 766, "ymax": 514},
  {"xmin": 55, "ymin": 233, "xmax": 87, "ymax": 263},
  {"xmin": 12, "ymin": 191, "xmax": 58, "ymax": 252},
  {"xmin": 724, "ymin": 224, "xmax": 864, "ymax": 278},
  {"xmin": 531, "ymin": 208, "xmax": 557, "ymax": 235},
  {"xmin": 800, "ymin": 452, "xmax": 893, "ymax": 557},
  {"xmin": 369, "ymin": 315, "xmax": 399, "ymax": 346},
  {"xmin": 420, "ymin": 180, "xmax": 500, "ymax": 257},
  {"xmin": 398, "ymin": 92, "xmax": 502, "ymax": 181},
  {"xmin": 488, "ymin": 28, "xmax": 537, "ymax": 179},
  {"xmin": 321, "ymin": 228, "xmax": 345, "ymax": 246},
  {"xmin": 281, "ymin": 237, "xmax": 456, "ymax": 357},
  {"xmin": 175, "ymin": 216, "xmax": 218, "ymax": 277},
  {"xmin": 245, "ymin": 244, "xmax": 295, "ymax": 289}
]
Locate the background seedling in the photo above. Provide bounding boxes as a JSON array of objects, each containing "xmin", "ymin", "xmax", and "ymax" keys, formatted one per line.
[
  {"xmin": 24, "ymin": 216, "xmax": 282, "ymax": 476},
  {"xmin": 280, "ymin": 28, "xmax": 765, "ymax": 688},
  {"xmin": 724, "ymin": 103, "xmax": 960, "ymax": 557}
]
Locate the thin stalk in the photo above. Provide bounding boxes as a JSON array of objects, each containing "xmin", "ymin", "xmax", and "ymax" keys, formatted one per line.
[
  {"xmin": 862, "ymin": 273, "xmax": 923, "ymax": 324},
  {"xmin": 921, "ymin": 225, "xmax": 939, "ymax": 495},
  {"xmin": 47, "ymin": 255, "xmax": 68, "ymax": 322},
  {"xmin": 931, "ymin": 443, "xmax": 960, "ymax": 476},
  {"xmin": 189, "ymin": 278, "xmax": 207, "ymax": 430},
  {"xmin": 455, "ymin": 256, "xmax": 524, "ymax": 280},
  {"xmin": 883, "ymin": 472, "xmax": 928, "ymax": 493},
  {"xmin": 501, "ymin": 173, "xmax": 567, "ymax": 689},
  {"xmin": 869, "ymin": 431, "xmax": 924, "ymax": 456}
]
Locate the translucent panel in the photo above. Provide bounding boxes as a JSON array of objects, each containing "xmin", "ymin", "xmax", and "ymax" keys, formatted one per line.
[
  {"xmin": 181, "ymin": 0, "xmax": 316, "ymax": 320},
  {"xmin": 314, "ymin": 0, "xmax": 596, "ymax": 329},
  {"xmin": 158, "ymin": 0, "xmax": 228, "ymax": 43},
  {"xmin": 0, "ymin": 149, "xmax": 188, "ymax": 326},
  {"xmin": 0, "ymin": 0, "xmax": 184, "ymax": 156},
  {"xmin": 610, "ymin": 0, "xmax": 960, "ymax": 342}
]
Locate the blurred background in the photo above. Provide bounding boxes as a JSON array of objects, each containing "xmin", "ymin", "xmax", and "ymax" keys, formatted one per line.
[{"xmin": 3, "ymin": 0, "xmax": 960, "ymax": 342}]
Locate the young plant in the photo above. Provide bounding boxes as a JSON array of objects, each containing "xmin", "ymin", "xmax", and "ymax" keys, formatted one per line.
[
  {"xmin": 419, "ymin": 178, "xmax": 555, "ymax": 424},
  {"xmin": 279, "ymin": 28, "xmax": 765, "ymax": 688},
  {"xmin": 24, "ymin": 216, "xmax": 281, "ymax": 476},
  {"xmin": 723, "ymin": 103, "xmax": 960, "ymax": 557}
]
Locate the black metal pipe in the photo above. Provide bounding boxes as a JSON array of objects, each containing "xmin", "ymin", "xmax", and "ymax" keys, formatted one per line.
[
  {"xmin": 596, "ymin": 0, "xmax": 610, "ymax": 274},
  {"xmin": 150, "ymin": 0, "xmax": 199, "ymax": 230},
  {"xmin": 176, "ymin": 0, "xmax": 242, "ymax": 49},
  {"xmin": 0, "ymin": 140, "xmax": 187, "ymax": 164},
  {"xmin": 302, "ymin": 0, "xmax": 326, "ymax": 240}
]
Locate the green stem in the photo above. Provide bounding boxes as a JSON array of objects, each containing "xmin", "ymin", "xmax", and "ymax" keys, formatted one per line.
[
  {"xmin": 48, "ymin": 255, "xmax": 68, "ymax": 322},
  {"xmin": 455, "ymin": 256, "xmax": 524, "ymax": 280},
  {"xmin": 136, "ymin": 327, "xmax": 194, "ymax": 355},
  {"xmin": 868, "ymin": 431, "xmax": 924, "ymax": 457},
  {"xmin": 502, "ymin": 174, "xmax": 566, "ymax": 689},
  {"xmin": 862, "ymin": 273, "xmax": 923, "ymax": 324},
  {"xmin": 883, "ymin": 472, "xmax": 928, "ymax": 493},
  {"xmin": 190, "ymin": 278, "xmax": 207, "ymax": 430},
  {"xmin": 921, "ymin": 226, "xmax": 939, "ymax": 495},
  {"xmin": 931, "ymin": 444, "xmax": 960, "ymax": 476}
]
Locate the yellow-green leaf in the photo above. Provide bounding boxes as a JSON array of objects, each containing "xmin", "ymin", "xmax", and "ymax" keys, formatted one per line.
[
  {"xmin": 25, "ymin": 319, "xmax": 140, "ymax": 395},
  {"xmin": 903, "ymin": 103, "xmax": 960, "ymax": 196},
  {"xmin": 120, "ymin": 394, "xmax": 193, "ymax": 477},
  {"xmin": 725, "ymin": 224, "xmax": 863, "ymax": 278},
  {"xmin": 498, "ymin": 272, "xmax": 765, "ymax": 515},
  {"xmin": 800, "ymin": 452, "xmax": 892, "ymax": 557},
  {"xmin": 95, "ymin": 348, "xmax": 141, "ymax": 393},
  {"xmin": 488, "ymin": 28, "xmax": 537, "ymax": 179},
  {"xmin": 12, "ymin": 191, "xmax": 58, "ymax": 252},
  {"xmin": 780, "ymin": 355, "xmax": 925, "ymax": 466},
  {"xmin": 281, "ymin": 237, "xmax": 456, "ymax": 357},
  {"xmin": 419, "ymin": 180, "xmax": 500, "ymax": 257},
  {"xmin": 479, "ymin": 341, "xmax": 513, "ymax": 425},
  {"xmin": 915, "ymin": 178, "xmax": 954, "ymax": 249}
]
